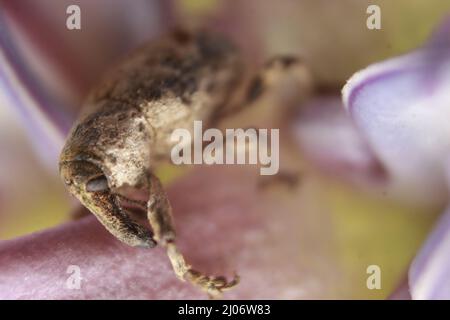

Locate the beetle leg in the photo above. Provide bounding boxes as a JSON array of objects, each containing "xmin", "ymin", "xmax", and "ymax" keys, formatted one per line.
[
  {"xmin": 211, "ymin": 55, "xmax": 312, "ymax": 126},
  {"xmin": 145, "ymin": 172, "xmax": 239, "ymax": 297},
  {"xmin": 60, "ymin": 160, "xmax": 156, "ymax": 248},
  {"xmin": 248, "ymin": 55, "xmax": 312, "ymax": 109}
]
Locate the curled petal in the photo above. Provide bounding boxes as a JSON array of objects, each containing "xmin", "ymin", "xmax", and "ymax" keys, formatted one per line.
[
  {"xmin": 342, "ymin": 17, "xmax": 450, "ymax": 206},
  {"xmin": 342, "ymin": 16, "xmax": 450, "ymax": 299}
]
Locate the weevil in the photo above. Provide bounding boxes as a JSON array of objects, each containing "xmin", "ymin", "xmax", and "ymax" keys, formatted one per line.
[{"xmin": 59, "ymin": 29, "xmax": 311, "ymax": 297}]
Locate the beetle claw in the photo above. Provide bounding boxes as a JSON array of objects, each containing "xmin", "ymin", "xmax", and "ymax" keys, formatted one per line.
[{"xmin": 166, "ymin": 242, "xmax": 239, "ymax": 298}]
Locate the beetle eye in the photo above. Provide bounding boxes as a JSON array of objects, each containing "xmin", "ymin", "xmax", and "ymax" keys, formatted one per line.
[{"xmin": 86, "ymin": 176, "xmax": 109, "ymax": 192}]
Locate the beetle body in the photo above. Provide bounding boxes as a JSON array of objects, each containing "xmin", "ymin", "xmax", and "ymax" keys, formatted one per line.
[
  {"xmin": 60, "ymin": 29, "xmax": 311, "ymax": 297},
  {"xmin": 61, "ymin": 30, "xmax": 242, "ymax": 191},
  {"xmin": 60, "ymin": 30, "xmax": 244, "ymax": 296}
]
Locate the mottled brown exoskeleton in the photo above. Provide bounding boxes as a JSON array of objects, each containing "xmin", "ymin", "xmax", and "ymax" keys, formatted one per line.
[{"xmin": 59, "ymin": 29, "xmax": 311, "ymax": 297}]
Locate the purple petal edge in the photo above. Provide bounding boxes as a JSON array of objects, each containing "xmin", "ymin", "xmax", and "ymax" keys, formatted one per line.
[{"xmin": 343, "ymin": 15, "xmax": 450, "ymax": 299}]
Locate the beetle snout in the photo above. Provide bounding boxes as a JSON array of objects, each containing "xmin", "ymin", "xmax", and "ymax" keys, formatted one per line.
[{"xmin": 59, "ymin": 159, "xmax": 156, "ymax": 248}]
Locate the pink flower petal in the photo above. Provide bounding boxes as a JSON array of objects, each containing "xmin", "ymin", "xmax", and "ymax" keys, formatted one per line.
[{"xmin": 0, "ymin": 166, "xmax": 343, "ymax": 299}]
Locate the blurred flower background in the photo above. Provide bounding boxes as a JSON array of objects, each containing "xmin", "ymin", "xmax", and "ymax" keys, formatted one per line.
[{"xmin": 1, "ymin": 0, "xmax": 450, "ymax": 299}]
